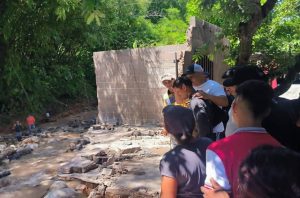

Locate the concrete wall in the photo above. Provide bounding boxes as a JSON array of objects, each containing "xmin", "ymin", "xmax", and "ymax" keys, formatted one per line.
[
  {"xmin": 93, "ymin": 44, "xmax": 187, "ymax": 125},
  {"xmin": 94, "ymin": 17, "xmax": 229, "ymax": 125},
  {"xmin": 185, "ymin": 17, "xmax": 229, "ymax": 82}
]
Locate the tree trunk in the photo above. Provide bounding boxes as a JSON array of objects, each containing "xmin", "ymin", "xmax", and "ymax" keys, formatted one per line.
[
  {"xmin": 0, "ymin": 0, "xmax": 7, "ymax": 69},
  {"xmin": 236, "ymin": 0, "xmax": 277, "ymax": 65}
]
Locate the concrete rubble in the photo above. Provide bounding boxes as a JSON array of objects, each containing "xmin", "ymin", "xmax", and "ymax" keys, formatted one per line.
[{"xmin": 0, "ymin": 117, "xmax": 170, "ymax": 198}]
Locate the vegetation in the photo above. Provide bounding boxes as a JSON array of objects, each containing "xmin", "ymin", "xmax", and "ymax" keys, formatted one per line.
[{"xmin": 0, "ymin": 0, "xmax": 298, "ymax": 117}]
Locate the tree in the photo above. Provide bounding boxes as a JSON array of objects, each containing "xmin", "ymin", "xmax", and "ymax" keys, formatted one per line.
[
  {"xmin": 187, "ymin": 0, "xmax": 300, "ymax": 94},
  {"xmin": 0, "ymin": 0, "xmax": 157, "ymax": 115}
]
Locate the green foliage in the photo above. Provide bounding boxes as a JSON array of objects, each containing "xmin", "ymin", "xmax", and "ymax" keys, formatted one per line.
[
  {"xmin": 187, "ymin": 0, "xmax": 299, "ymax": 73},
  {"xmin": 0, "ymin": 0, "xmax": 191, "ymax": 115}
]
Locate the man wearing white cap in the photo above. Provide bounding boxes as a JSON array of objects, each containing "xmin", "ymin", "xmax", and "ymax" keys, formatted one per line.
[
  {"xmin": 161, "ymin": 74, "xmax": 175, "ymax": 107},
  {"xmin": 185, "ymin": 64, "xmax": 228, "ymax": 139}
]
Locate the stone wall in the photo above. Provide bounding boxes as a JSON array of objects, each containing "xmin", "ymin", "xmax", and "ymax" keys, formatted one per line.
[{"xmin": 93, "ymin": 44, "xmax": 187, "ymax": 125}]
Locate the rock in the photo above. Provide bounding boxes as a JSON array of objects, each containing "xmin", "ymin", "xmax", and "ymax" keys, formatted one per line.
[
  {"xmin": 40, "ymin": 180, "xmax": 54, "ymax": 187},
  {"xmin": 22, "ymin": 136, "xmax": 40, "ymax": 144},
  {"xmin": 120, "ymin": 146, "xmax": 141, "ymax": 154},
  {"xmin": 68, "ymin": 120, "xmax": 81, "ymax": 128},
  {"xmin": 101, "ymin": 168, "xmax": 114, "ymax": 177},
  {"xmin": 26, "ymin": 143, "xmax": 39, "ymax": 150},
  {"xmin": 0, "ymin": 144, "xmax": 7, "ymax": 152},
  {"xmin": 0, "ymin": 178, "xmax": 11, "ymax": 188},
  {"xmin": 123, "ymin": 141, "xmax": 132, "ymax": 146},
  {"xmin": 131, "ymin": 131, "xmax": 141, "ymax": 136},
  {"xmin": 87, "ymin": 184, "xmax": 106, "ymax": 198},
  {"xmin": 68, "ymin": 142, "xmax": 76, "ymax": 151},
  {"xmin": 148, "ymin": 131, "xmax": 156, "ymax": 136},
  {"xmin": 47, "ymin": 138, "xmax": 58, "ymax": 144},
  {"xmin": 0, "ymin": 147, "xmax": 16, "ymax": 161},
  {"xmin": 0, "ymin": 170, "xmax": 11, "ymax": 178},
  {"xmin": 75, "ymin": 184, "xmax": 88, "ymax": 194},
  {"xmin": 92, "ymin": 156, "xmax": 108, "ymax": 164},
  {"xmin": 112, "ymin": 162, "xmax": 123, "ymax": 173},
  {"xmin": 79, "ymin": 138, "xmax": 90, "ymax": 145},
  {"xmin": 75, "ymin": 144, "xmax": 83, "ymax": 150},
  {"xmin": 47, "ymin": 127, "xmax": 56, "ymax": 132},
  {"xmin": 1, "ymin": 159, "xmax": 10, "ymax": 165},
  {"xmin": 59, "ymin": 157, "xmax": 98, "ymax": 174},
  {"xmin": 9, "ymin": 147, "xmax": 32, "ymax": 160},
  {"xmin": 92, "ymin": 125, "xmax": 103, "ymax": 130},
  {"xmin": 127, "ymin": 128, "xmax": 132, "ymax": 132},
  {"xmin": 50, "ymin": 181, "xmax": 68, "ymax": 190},
  {"xmin": 44, "ymin": 188, "xmax": 79, "ymax": 198}
]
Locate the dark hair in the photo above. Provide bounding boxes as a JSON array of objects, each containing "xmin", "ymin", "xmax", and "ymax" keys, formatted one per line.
[
  {"xmin": 236, "ymin": 80, "xmax": 273, "ymax": 118},
  {"xmin": 238, "ymin": 145, "xmax": 300, "ymax": 198},
  {"xmin": 163, "ymin": 105, "xmax": 195, "ymax": 145},
  {"xmin": 173, "ymin": 76, "xmax": 193, "ymax": 89}
]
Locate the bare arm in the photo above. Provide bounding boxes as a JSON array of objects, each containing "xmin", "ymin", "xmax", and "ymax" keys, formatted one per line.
[
  {"xmin": 160, "ymin": 176, "xmax": 177, "ymax": 198},
  {"xmin": 194, "ymin": 91, "xmax": 229, "ymax": 107}
]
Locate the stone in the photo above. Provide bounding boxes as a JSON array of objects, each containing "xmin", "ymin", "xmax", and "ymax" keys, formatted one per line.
[
  {"xmin": 93, "ymin": 156, "xmax": 108, "ymax": 164},
  {"xmin": 50, "ymin": 181, "xmax": 68, "ymax": 190},
  {"xmin": 131, "ymin": 131, "xmax": 141, "ymax": 136},
  {"xmin": 40, "ymin": 180, "xmax": 54, "ymax": 187},
  {"xmin": 26, "ymin": 143, "xmax": 39, "ymax": 150},
  {"xmin": 0, "ymin": 170, "xmax": 11, "ymax": 178},
  {"xmin": 22, "ymin": 136, "xmax": 40, "ymax": 144},
  {"xmin": 89, "ymin": 184, "xmax": 106, "ymax": 198},
  {"xmin": 112, "ymin": 162, "xmax": 123, "ymax": 173},
  {"xmin": 0, "ymin": 144, "xmax": 7, "ymax": 152},
  {"xmin": 9, "ymin": 147, "xmax": 32, "ymax": 160},
  {"xmin": 68, "ymin": 142, "xmax": 76, "ymax": 151},
  {"xmin": 75, "ymin": 184, "xmax": 88, "ymax": 194},
  {"xmin": 101, "ymin": 168, "xmax": 114, "ymax": 176},
  {"xmin": 0, "ymin": 147, "xmax": 16, "ymax": 161},
  {"xmin": 47, "ymin": 138, "xmax": 58, "ymax": 144},
  {"xmin": 92, "ymin": 125, "xmax": 102, "ymax": 130},
  {"xmin": 44, "ymin": 188, "xmax": 79, "ymax": 198},
  {"xmin": 120, "ymin": 146, "xmax": 141, "ymax": 154},
  {"xmin": 59, "ymin": 157, "xmax": 98, "ymax": 174},
  {"xmin": 0, "ymin": 178, "xmax": 11, "ymax": 188}
]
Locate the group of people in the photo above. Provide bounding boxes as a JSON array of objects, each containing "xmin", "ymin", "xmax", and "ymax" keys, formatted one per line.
[
  {"xmin": 13, "ymin": 114, "xmax": 36, "ymax": 141},
  {"xmin": 159, "ymin": 64, "xmax": 300, "ymax": 198}
]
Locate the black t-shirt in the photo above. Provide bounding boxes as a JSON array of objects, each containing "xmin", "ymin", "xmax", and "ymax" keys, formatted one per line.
[{"xmin": 262, "ymin": 97, "xmax": 300, "ymax": 152}]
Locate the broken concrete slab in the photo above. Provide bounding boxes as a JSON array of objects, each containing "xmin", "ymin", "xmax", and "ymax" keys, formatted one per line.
[{"xmin": 59, "ymin": 157, "xmax": 98, "ymax": 174}]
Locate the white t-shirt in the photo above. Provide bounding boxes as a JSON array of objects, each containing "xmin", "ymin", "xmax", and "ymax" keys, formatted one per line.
[
  {"xmin": 193, "ymin": 80, "xmax": 226, "ymax": 133},
  {"xmin": 225, "ymin": 107, "xmax": 238, "ymax": 137}
]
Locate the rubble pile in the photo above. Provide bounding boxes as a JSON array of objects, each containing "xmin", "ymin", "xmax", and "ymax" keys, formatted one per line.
[{"xmin": 0, "ymin": 118, "xmax": 169, "ymax": 198}]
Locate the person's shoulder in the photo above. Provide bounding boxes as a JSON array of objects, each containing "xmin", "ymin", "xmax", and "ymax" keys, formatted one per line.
[
  {"xmin": 161, "ymin": 147, "xmax": 184, "ymax": 163},
  {"xmin": 208, "ymin": 134, "xmax": 238, "ymax": 151}
]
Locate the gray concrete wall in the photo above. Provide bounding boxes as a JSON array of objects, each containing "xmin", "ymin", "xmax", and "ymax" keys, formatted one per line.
[
  {"xmin": 185, "ymin": 17, "xmax": 229, "ymax": 82},
  {"xmin": 93, "ymin": 44, "xmax": 187, "ymax": 125}
]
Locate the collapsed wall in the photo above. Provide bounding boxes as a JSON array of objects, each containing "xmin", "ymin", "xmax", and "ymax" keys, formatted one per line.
[{"xmin": 93, "ymin": 17, "xmax": 229, "ymax": 125}]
